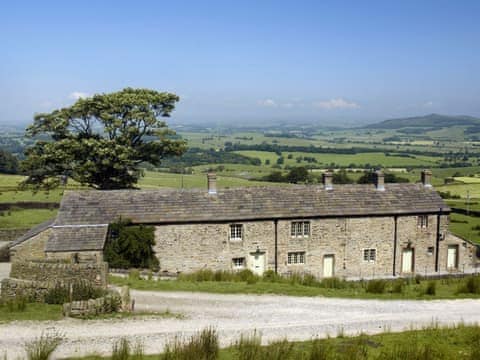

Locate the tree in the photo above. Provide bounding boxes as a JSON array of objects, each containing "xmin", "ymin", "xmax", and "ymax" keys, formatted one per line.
[
  {"xmin": 21, "ymin": 88, "xmax": 186, "ymax": 190},
  {"xmin": 0, "ymin": 150, "xmax": 19, "ymax": 174},
  {"xmin": 332, "ymin": 169, "xmax": 354, "ymax": 184},
  {"xmin": 286, "ymin": 166, "xmax": 309, "ymax": 184}
]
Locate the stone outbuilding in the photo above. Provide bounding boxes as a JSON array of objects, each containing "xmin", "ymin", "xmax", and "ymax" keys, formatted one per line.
[{"xmin": 9, "ymin": 170, "xmax": 480, "ymax": 279}]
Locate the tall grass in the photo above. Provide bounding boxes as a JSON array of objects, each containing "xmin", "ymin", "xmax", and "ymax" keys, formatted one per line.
[
  {"xmin": 24, "ymin": 331, "xmax": 63, "ymax": 360},
  {"xmin": 161, "ymin": 327, "xmax": 219, "ymax": 360}
]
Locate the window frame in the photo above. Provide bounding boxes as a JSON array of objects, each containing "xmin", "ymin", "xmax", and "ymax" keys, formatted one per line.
[
  {"xmin": 362, "ymin": 248, "xmax": 377, "ymax": 263},
  {"xmin": 417, "ymin": 215, "xmax": 429, "ymax": 229},
  {"xmin": 229, "ymin": 224, "xmax": 244, "ymax": 241},
  {"xmin": 232, "ymin": 257, "xmax": 246, "ymax": 269},
  {"xmin": 290, "ymin": 221, "xmax": 311, "ymax": 238},
  {"xmin": 287, "ymin": 251, "xmax": 306, "ymax": 265}
]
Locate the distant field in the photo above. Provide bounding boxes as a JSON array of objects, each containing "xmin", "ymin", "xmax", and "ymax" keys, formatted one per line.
[
  {"xmin": 235, "ymin": 150, "xmax": 440, "ymax": 168},
  {"xmin": 448, "ymin": 212, "xmax": 480, "ymax": 244},
  {"xmin": 0, "ymin": 208, "xmax": 57, "ymax": 229},
  {"xmin": 436, "ymin": 184, "xmax": 480, "ymax": 198},
  {"xmin": 455, "ymin": 176, "xmax": 480, "ymax": 184}
]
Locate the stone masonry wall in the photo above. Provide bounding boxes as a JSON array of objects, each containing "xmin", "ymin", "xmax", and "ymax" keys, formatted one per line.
[
  {"xmin": 154, "ymin": 214, "xmax": 479, "ymax": 279},
  {"xmin": 9, "ymin": 229, "xmax": 51, "ymax": 262},
  {"xmin": 0, "ymin": 228, "xmax": 30, "ymax": 242},
  {"xmin": 9, "ymin": 260, "xmax": 108, "ymax": 287}
]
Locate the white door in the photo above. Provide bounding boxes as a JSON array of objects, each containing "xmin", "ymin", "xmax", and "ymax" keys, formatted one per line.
[
  {"xmin": 249, "ymin": 253, "xmax": 265, "ymax": 276},
  {"xmin": 447, "ymin": 245, "xmax": 458, "ymax": 269},
  {"xmin": 402, "ymin": 248, "xmax": 413, "ymax": 273},
  {"xmin": 323, "ymin": 255, "xmax": 334, "ymax": 278}
]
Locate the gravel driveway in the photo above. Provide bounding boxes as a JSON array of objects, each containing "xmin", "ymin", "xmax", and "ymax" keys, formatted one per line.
[{"xmin": 1, "ymin": 290, "xmax": 480, "ymax": 359}]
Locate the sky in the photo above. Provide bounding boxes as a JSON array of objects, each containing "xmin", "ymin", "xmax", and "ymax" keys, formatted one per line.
[{"xmin": 1, "ymin": 0, "xmax": 479, "ymax": 126}]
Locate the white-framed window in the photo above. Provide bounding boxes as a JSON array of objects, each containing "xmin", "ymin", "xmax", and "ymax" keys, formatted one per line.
[
  {"xmin": 232, "ymin": 257, "xmax": 245, "ymax": 269},
  {"xmin": 288, "ymin": 251, "xmax": 306, "ymax": 265},
  {"xmin": 363, "ymin": 248, "xmax": 376, "ymax": 263},
  {"xmin": 291, "ymin": 221, "xmax": 310, "ymax": 237},
  {"xmin": 230, "ymin": 224, "xmax": 243, "ymax": 241},
  {"xmin": 418, "ymin": 215, "xmax": 429, "ymax": 228}
]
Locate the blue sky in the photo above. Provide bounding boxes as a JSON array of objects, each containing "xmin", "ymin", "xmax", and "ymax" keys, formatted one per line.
[{"xmin": 1, "ymin": 0, "xmax": 479, "ymax": 126}]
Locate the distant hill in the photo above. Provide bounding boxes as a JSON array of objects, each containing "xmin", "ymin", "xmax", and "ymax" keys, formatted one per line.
[{"xmin": 364, "ymin": 114, "xmax": 480, "ymax": 130}]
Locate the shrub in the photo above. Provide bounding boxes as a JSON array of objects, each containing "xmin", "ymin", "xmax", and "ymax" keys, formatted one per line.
[
  {"xmin": 128, "ymin": 269, "xmax": 141, "ymax": 281},
  {"xmin": 457, "ymin": 276, "xmax": 480, "ymax": 294},
  {"xmin": 391, "ymin": 279, "xmax": 405, "ymax": 294},
  {"xmin": 425, "ymin": 281, "xmax": 437, "ymax": 296},
  {"xmin": 24, "ymin": 331, "xmax": 63, "ymax": 360},
  {"xmin": 262, "ymin": 270, "xmax": 282, "ymax": 283},
  {"xmin": 104, "ymin": 218, "xmax": 159, "ymax": 270},
  {"xmin": 365, "ymin": 279, "xmax": 387, "ymax": 294}
]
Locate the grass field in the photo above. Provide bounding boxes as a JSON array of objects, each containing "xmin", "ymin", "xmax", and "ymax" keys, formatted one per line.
[
  {"xmin": 71, "ymin": 324, "xmax": 480, "ymax": 359},
  {"xmin": 110, "ymin": 274, "xmax": 480, "ymax": 300},
  {"xmin": 0, "ymin": 303, "xmax": 62, "ymax": 322},
  {"xmin": 437, "ymin": 184, "xmax": 480, "ymax": 198},
  {"xmin": 448, "ymin": 213, "xmax": 480, "ymax": 243},
  {"xmin": 234, "ymin": 150, "xmax": 440, "ymax": 168},
  {"xmin": 0, "ymin": 208, "xmax": 57, "ymax": 229}
]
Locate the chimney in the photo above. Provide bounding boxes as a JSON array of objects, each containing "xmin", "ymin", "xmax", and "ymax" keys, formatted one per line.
[
  {"xmin": 207, "ymin": 172, "xmax": 217, "ymax": 194},
  {"xmin": 421, "ymin": 169, "xmax": 432, "ymax": 188},
  {"xmin": 374, "ymin": 170, "xmax": 385, "ymax": 191},
  {"xmin": 322, "ymin": 171, "xmax": 333, "ymax": 191}
]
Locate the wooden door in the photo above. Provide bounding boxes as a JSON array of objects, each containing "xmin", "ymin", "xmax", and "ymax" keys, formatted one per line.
[
  {"xmin": 323, "ymin": 255, "xmax": 334, "ymax": 278},
  {"xmin": 447, "ymin": 245, "xmax": 458, "ymax": 269},
  {"xmin": 249, "ymin": 252, "xmax": 265, "ymax": 276},
  {"xmin": 402, "ymin": 248, "xmax": 414, "ymax": 273}
]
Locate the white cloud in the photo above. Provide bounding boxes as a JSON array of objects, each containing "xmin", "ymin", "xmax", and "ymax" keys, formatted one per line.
[
  {"xmin": 423, "ymin": 101, "xmax": 434, "ymax": 107},
  {"xmin": 257, "ymin": 99, "xmax": 277, "ymax": 107},
  {"xmin": 313, "ymin": 98, "xmax": 359, "ymax": 110},
  {"xmin": 69, "ymin": 91, "xmax": 90, "ymax": 100}
]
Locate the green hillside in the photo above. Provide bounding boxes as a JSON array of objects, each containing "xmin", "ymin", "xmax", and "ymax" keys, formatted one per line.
[{"xmin": 364, "ymin": 113, "xmax": 480, "ymax": 130}]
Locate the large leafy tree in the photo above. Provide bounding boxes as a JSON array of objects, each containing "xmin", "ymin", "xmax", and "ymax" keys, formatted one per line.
[{"xmin": 21, "ymin": 88, "xmax": 187, "ymax": 189}]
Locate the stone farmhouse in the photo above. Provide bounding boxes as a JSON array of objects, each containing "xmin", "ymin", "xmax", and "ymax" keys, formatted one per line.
[{"xmin": 9, "ymin": 170, "xmax": 480, "ymax": 279}]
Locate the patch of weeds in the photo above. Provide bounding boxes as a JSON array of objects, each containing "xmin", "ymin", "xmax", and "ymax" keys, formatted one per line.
[{"xmin": 24, "ymin": 331, "xmax": 63, "ymax": 360}]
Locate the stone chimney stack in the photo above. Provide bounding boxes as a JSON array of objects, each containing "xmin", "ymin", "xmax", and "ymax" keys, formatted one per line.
[
  {"xmin": 207, "ymin": 172, "xmax": 217, "ymax": 195},
  {"xmin": 322, "ymin": 171, "xmax": 333, "ymax": 191},
  {"xmin": 421, "ymin": 169, "xmax": 432, "ymax": 188},
  {"xmin": 374, "ymin": 170, "xmax": 385, "ymax": 191}
]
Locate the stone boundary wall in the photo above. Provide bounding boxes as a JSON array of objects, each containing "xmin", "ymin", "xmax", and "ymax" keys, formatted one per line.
[
  {"xmin": 0, "ymin": 278, "xmax": 49, "ymax": 302},
  {"xmin": 0, "ymin": 228, "xmax": 29, "ymax": 242},
  {"xmin": 10, "ymin": 260, "xmax": 108, "ymax": 288}
]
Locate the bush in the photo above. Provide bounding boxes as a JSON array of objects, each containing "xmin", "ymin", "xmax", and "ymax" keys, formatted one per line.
[
  {"xmin": 24, "ymin": 331, "xmax": 63, "ymax": 360},
  {"xmin": 365, "ymin": 279, "xmax": 387, "ymax": 294},
  {"xmin": 262, "ymin": 270, "xmax": 282, "ymax": 283},
  {"xmin": 457, "ymin": 276, "xmax": 480, "ymax": 294},
  {"xmin": 320, "ymin": 277, "xmax": 348, "ymax": 289},
  {"xmin": 391, "ymin": 279, "xmax": 405, "ymax": 294},
  {"xmin": 425, "ymin": 281, "xmax": 437, "ymax": 296}
]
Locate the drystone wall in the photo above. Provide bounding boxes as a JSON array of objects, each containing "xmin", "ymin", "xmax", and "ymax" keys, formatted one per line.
[{"xmin": 9, "ymin": 260, "xmax": 108, "ymax": 287}]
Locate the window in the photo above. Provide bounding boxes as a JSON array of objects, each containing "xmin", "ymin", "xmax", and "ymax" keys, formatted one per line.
[
  {"xmin": 291, "ymin": 221, "xmax": 310, "ymax": 237},
  {"xmin": 363, "ymin": 248, "xmax": 376, "ymax": 262},
  {"xmin": 418, "ymin": 215, "xmax": 429, "ymax": 228},
  {"xmin": 427, "ymin": 246, "xmax": 435, "ymax": 255},
  {"xmin": 230, "ymin": 224, "xmax": 243, "ymax": 241},
  {"xmin": 288, "ymin": 251, "xmax": 306, "ymax": 264},
  {"xmin": 232, "ymin": 257, "xmax": 245, "ymax": 269}
]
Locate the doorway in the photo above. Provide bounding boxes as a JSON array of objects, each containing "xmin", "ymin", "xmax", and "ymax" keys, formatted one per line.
[
  {"xmin": 249, "ymin": 252, "xmax": 266, "ymax": 276},
  {"xmin": 447, "ymin": 245, "xmax": 459, "ymax": 270},
  {"xmin": 323, "ymin": 254, "xmax": 334, "ymax": 277},
  {"xmin": 402, "ymin": 248, "xmax": 414, "ymax": 273}
]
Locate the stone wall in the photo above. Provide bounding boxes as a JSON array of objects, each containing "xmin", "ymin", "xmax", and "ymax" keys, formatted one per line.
[
  {"xmin": 9, "ymin": 229, "xmax": 51, "ymax": 262},
  {"xmin": 62, "ymin": 292, "xmax": 121, "ymax": 318},
  {"xmin": 153, "ymin": 214, "xmax": 479, "ymax": 279},
  {"xmin": 9, "ymin": 260, "xmax": 108, "ymax": 287},
  {"xmin": 46, "ymin": 250, "xmax": 103, "ymax": 263},
  {"xmin": 0, "ymin": 278, "xmax": 49, "ymax": 302}
]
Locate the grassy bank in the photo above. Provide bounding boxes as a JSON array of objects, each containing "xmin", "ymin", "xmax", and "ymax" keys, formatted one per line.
[
  {"xmin": 110, "ymin": 271, "xmax": 480, "ymax": 300},
  {"xmin": 69, "ymin": 324, "xmax": 480, "ymax": 359},
  {"xmin": 0, "ymin": 302, "xmax": 63, "ymax": 322}
]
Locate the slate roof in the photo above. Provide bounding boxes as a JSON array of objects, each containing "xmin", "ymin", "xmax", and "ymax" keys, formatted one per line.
[
  {"xmin": 45, "ymin": 225, "xmax": 108, "ymax": 252},
  {"xmin": 9, "ymin": 218, "xmax": 55, "ymax": 248},
  {"xmin": 54, "ymin": 183, "xmax": 449, "ymax": 227}
]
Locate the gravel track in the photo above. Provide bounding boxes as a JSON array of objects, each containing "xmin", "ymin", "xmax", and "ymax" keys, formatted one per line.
[{"xmin": 1, "ymin": 289, "xmax": 480, "ymax": 359}]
